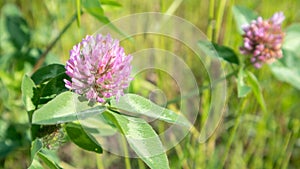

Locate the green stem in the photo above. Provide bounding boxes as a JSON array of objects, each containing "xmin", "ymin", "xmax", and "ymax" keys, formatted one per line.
[
  {"xmin": 214, "ymin": 0, "xmax": 227, "ymax": 42},
  {"xmin": 137, "ymin": 159, "xmax": 146, "ymax": 169},
  {"xmin": 154, "ymin": 0, "xmax": 183, "ymax": 32},
  {"xmin": 96, "ymin": 154, "xmax": 105, "ymax": 169},
  {"xmin": 121, "ymin": 135, "xmax": 131, "ymax": 169},
  {"xmin": 230, "ymin": 64, "xmax": 238, "ymax": 78},
  {"xmin": 277, "ymin": 132, "xmax": 292, "ymax": 169},
  {"xmin": 207, "ymin": 0, "xmax": 215, "ymax": 41},
  {"xmin": 171, "ymin": 135, "xmax": 190, "ymax": 169},
  {"xmin": 32, "ymin": 12, "xmax": 81, "ymax": 72},
  {"xmin": 219, "ymin": 98, "xmax": 247, "ymax": 168},
  {"xmin": 223, "ymin": 0, "xmax": 234, "ymax": 46},
  {"xmin": 76, "ymin": 0, "xmax": 81, "ymax": 27},
  {"xmin": 165, "ymin": 0, "xmax": 184, "ymax": 15},
  {"xmin": 281, "ymin": 120, "xmax": 300, "ymax": 169}
]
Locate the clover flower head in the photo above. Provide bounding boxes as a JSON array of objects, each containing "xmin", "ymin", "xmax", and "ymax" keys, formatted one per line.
[
  {"xmin": 64, "ymin": 34, "xmax": 133, "ymax": 103},
  {"xmin": 240, "ymin": 12, "xmax": 285, "ymax": 68}
]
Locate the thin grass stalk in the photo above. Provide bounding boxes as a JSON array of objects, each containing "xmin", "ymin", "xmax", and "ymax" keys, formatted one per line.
[
  {"xmin": 219, "ymin": 98, "xmax": 247, "ymax": 168},
  {"xmin": 137, "ymin": 159, "xmax": 146, "ymax": 169},
  {"xmin": 223, "ymin": 0, "xmax": 234, "ymax": 46},
  {"xmin": 207, "ymin": 0, "xmax": 215, "ymax": 41},
  {"xmin": 281, "ymin": 120, "xmax": 300, "ymax": 169},
  {"xmin": 96, "ymin": 154, "xmax": 105, "ymax": 169},
  {"xmin": 171, "ymin": 134, "xmax": 190, "ymax": 169},
  {"xmin": 121, "ymin": 135, "xmax": 131, "ymax": 169},
  {"xmin": 214, "ymin": 0, "xmax": 227, "ymax": 43}
]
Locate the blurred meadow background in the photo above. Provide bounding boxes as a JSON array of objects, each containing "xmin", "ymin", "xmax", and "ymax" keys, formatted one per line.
[{"xmin": 1, "ymin": 0, "xmax": 300, "ymax": 168}]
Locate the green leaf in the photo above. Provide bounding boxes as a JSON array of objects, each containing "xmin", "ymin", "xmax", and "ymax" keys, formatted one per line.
[
  {"xmin": 246, "ymin": 71, "xmax": 267, "ymax": 113},
  {"xmin": 21, "ymin": 75, "xmax": 36, "ymax": 112},
  {"xmin": 31, "ymin": 64, "xmax": 65, "ymax": 85},
  {"xmin": 101, "ymin": 0, "xmax": 122, "ymax": 7},
  {"xmin": 237, "ymin": 69, "xmax": 251, "ymax": 97},
  {"xmin": 31, "ymin": 72, "xmax": 69, "ymax": 108},
  {"xmin": 82, "ymin": 0, "xmax": 104, "ymax": 15},
  {"xmin": 81, "ymin": 0, "xmax": 131, "ymax": 40},
  {"xmin": 29, "ymin": 141, "xmax": 61, "ymax": 169},
  {"xmin": 65, "ymin": 122, "xmax": 103, "ymax": 153},
  {"xmin": 28, "ymin": 156, "xmax": 43, "ymax": 169},
  {"xmin": 197, "ymin": 40, "xmax": 216, "ymax": 57},
  {"xmin": 105, "ymin": 111, "xmax": 170, "ymax": 169},
  {"xmin": 82, "ymin": 0, "xmax": 110, "ymax": 24},
  {"xmin": 110, "ymin": 94, "xmax": 191, "ymax": 127},
  {"xmin": 79, "ymin": 114, "xmax": 118, "ymax": 137},
  {"xmin": 232, "ymin": 5, "xmax": 258, "ymax": 34},
  {"xmin": 32, "ymin": 91, "xmax": 106, "ymax": 125},
  {"xmin": 5, "ymin": 14, "xmax": 30, "ymax": 49},
  {"xmin": 92, "ymin": 14, "xmax": 110, "ymax": 24},
  {"xmin": 39, "ymin": 73, "xmax": 69, "ymax": 97},
  {"xmin": 31, "ymin": 139, "xmax": 42, "ymax": 161},
  {"xmin": 197, "ymin": 41, "xmax": 239, "ymax": 64},
  {"xmin": 38, "ymin": 149, "xmax": 62, "ymax": 169},
  {"xmin": 212, "ymin": 43, "xmax": 239, "ymax": 64},
  {"xmin": 269, "ymin": 49, "xmax": 300, "ymax": 90},
  {"xmin": 283, "ymin": 23, "xmax": 300, "ymax": 55}
]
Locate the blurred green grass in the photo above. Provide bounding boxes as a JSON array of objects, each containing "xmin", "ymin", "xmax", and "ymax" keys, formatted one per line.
[{"xmin": 0, "ymin": 0, "xmax": 300, "ymax": 169}]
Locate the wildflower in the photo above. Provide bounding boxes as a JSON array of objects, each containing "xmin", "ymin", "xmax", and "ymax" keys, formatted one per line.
[
  {"xmin": 64, "ymin": 34, "xmax": 132, "ymax": 103},
  {"xmin": 240, "ymin": 12, "xmax": 285, "ymax": 68}
]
